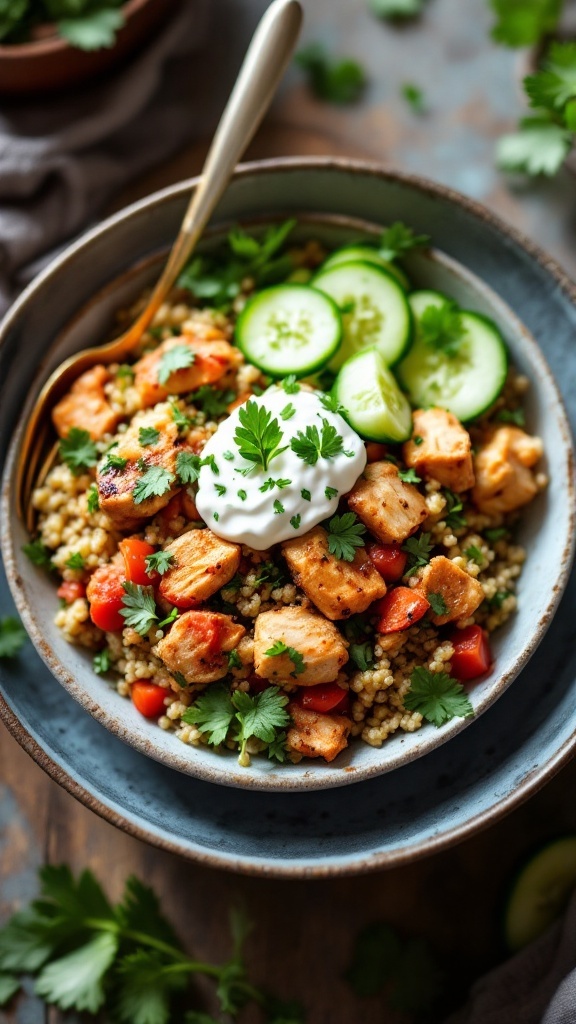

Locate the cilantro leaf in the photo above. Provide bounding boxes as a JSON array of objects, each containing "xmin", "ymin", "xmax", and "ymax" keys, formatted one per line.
[
  {"xmin": 157, "ymin": 345, "xmax": 196, "ymax": 385},
  {"xmin": 370, "ymin": 0, "xmax": 425, "ymax": 17},
  {"xmin": 170, "ymin": 401, "xmax": 192, "ymax": 432},
  {"xmin": 87, "ymin": 483, "xmax": 100, "ymax": 513},
  {"xmin": 325, "ymin": 486, "xmax": 339, "ymax": 499},
  {"xmin": 176, "ymin": 451, "xmax": 201, "ymax": 485},
  {"xmin": 280, "ymin": 402, "xmax": 296, "ymax": 421},
  {"xmin": 120, "ymin": 582, "xmax": 158, "ymax": 636},
  {"xmin": 443, "ymin": 489, "xmax": 466, "ymax": 530},
  {"xmin": 0, "ymin": 616, "xmax": 27, "ymax": 658},
  {"xmin": 485, "ymin": 527, "xmax": 508, "ymax": 543},
  {"xmin": 420, "ymin": 300, "xmax": 465, "ymax": 356},
  {"xmin": 273, "ymin": 499, "xmax": 284, "ymax": 514},
  {"xmin": 349, "ymin": 641, "xmax": 374, "ymax": 672},
  {"xmin": 232, "ymin": 687, "xmax": 291, "ymax": 758},
  {"xmin": 525, "ymin": 41, "xmax": 576, "ymax": 113},
  {"xmin": 22, "ymin": 539, "xmax": 54, "ymax": 570},
  {"xmin": 182, "ymin": 684, "xmax": 235, "ymax": 746},
  {"xmin": 290, "ymin": 514, "xmax": 301, "ymax": 529},
  {"xmin": 115, "ymin": 949, "xmax": 186, "ymax": 1024},
  {"xmin": 58, "ymin": 8, "xmax": 125, "ymax": 51},
  {"xmin": 378, "ymin": 221, "xmax": 430, "ymax": 262},
  {"xmin": 496, "ymin": 115, "xmax": 571, "ymax": 176},
  {"xmin": 427, "ymin": 592, "xmax": 449, "ymax": 617},
  {"xmin": 59, "ymin": 427, "xmax": 98, "ymax": 474},
  {"xmin": 404, "ymin": 666, "xmax": 474, "ymax": 726},
  {"xmin": 265, "ymin": 639, "xmax": 306, "ymax": 676},
  {"xmin": 101, "ymin": 451, "xmax": 128, "ymax": 473},
  {"xmin": 282, "ymin": 375, "xmax": 300, "ymax": 394},
  {"xmin": 301, "ymin": 489, "xmax": 311, "ymax": 501},
  {"xmin": 234, "ymin": 400, "xmax": 287, "ymax": 471},
  {"xmin": 318, "ymin": 392, "xmax": 347, "ymax": 414},
  {"xmin": 191, "ymin": 386, "xmax": 235, "ymax": 419},
  {"xmin": 397, "ymin": 467, "xmax": 421, "ymax": 484},
  {"xmin": 139, "ymin": 426, "xmax": 160, "ymax": 447},
  {"xmin": 35, "ymin": 931, "xmax": 118, "ymax": 1013},
  {"xmin": 64, "ymin": 551, "xmax": 85, "ymax": 570},
  {"xmin": 0, "ymin": 973, "xmax": 19, "ymax": 1005},
  {"xmin": 325, "ymin": 512, "xmax": 366, "ymax": 561},
  {"xmin": 93, "ymin": 649, "xmax": 111, "ymax": 674},
  {"xmin": 295, "ymin": 43, "xmax": 367, "ymax": 104},
  {"xmin": 291, "ymin": 418, "xmax": 349, "ymax": 465},
  {"xmin": 497, "ymin": 407, "xmax": 526, "ymax": 426},
  {"xmin": 490, "ymin": 0, "xmax": 562, "ymax": 48},
  {"xmin": 133, "ymin": 466, "xmax": 175, "ymax": 505},
  {"xmin": 401, "ymin": 82, "xmax": 426, "ymax": 113},
  {"xmin": 227, "ymin": 649, "xmax": 243, "ymax": 669},
  {"xmin": 145, "ymin": 550, "xmax": 175, "ymax": 576},
  {"xmin": 464, "ymin": 545, "xmax": 484, "ymax": 565},
  {"xmin": 402, "ymin": 532, "xmax": 433, "ymax": 575}
]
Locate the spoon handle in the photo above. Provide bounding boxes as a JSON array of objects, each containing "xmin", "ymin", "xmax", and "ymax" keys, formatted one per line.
[{"xmin": 132, "ymin": 0, "xmax": 303, "ymax": 336}]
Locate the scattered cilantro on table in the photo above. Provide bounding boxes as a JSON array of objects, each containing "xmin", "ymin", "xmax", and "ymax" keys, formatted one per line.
[
  {"xmin": 404, "ymin": 666, "xmax": 474, "ymax": 726},
  {"xmin": 489, "ymin": 0, "xmax": 563, "ymax": 48},
  {"xmin": 295, "ymin": 43, "xmax": 367, "ymax": 104},
  {"xmin": 325, "ymin": 512, "xmax": 367, "ymax": 562},
  {"xmin": 401, "ymin": 82, "xmax": 427, "ymax": 113},
  {"xmin": 345, "ymin": 920, "xmax": 444, "ymax": 1012},
  {"xmin": 0, "ymin": 616, "xmax": 27, "ymax": 659},
  {"xmin": 369, "ymin": 0, "xmax": 426, "ymax": 17},
  {"xmin": 0, "ymin": 0, "xmax": 126, "ymax": 50}
]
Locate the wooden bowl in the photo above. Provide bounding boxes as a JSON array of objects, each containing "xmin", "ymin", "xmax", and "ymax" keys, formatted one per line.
[{"xmin": 0, "ymin": 0, "xmax": 181, "ymax": 95}]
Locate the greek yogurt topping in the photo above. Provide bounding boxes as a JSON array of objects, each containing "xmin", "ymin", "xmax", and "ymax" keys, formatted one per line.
[{"xmin": 195, "ymin": 384, "xmax": 367, "ymax": 549}]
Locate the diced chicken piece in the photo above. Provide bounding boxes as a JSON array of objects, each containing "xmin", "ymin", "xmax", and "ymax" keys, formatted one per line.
[
  {"xmin": 154, "ymin": 610, "xmax": 245, "ymax": 685},
  {"xmin": 282, "ymin": 526, "xmax": 386, "ymax": 620},
  {"xmin": 403, "ymin": 408, "xmax": 474, "ymax": 492},
  {"xmin": 414, "ymin": 555, "xmax": 484, "ymax": 625},
  {"xmin": 348, "ymin": 461, "xmax": 428, "ymax": 545},
  {"xmin": 287, "ymin": 704, "xmax": 351, "ymax": 762},
  {"xmin": 97, "ymin": 404, "xmax": 187, "ymax": 530},
  {"xmin": 52, "ymin": 365, "xmax": 119, "ymax": 441},
  {"xmin": 134, "ymin": 330, "xmax": 242, "ymax": 407},
  {"xmin": 158, "ymin": 529, "xmax": 241, "ymax": 608},
  {"xmin": 253, "ymin": 606, "xmax": 349, "ymax": 685},
  {"xmin": 472, "ymin": 426, "xmax": 543, "ymax": 516}
]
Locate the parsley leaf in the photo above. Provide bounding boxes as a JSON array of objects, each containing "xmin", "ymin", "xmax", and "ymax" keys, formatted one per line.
[
  {"xmin": 265, "ymin": 639, "xmax": 306, "ymax": 676},
  {"xmin": 490, "ymin": 0, "xmax": 562, "ymax": 48},
  {"xmin": 183, "ymin": 684, "xmax": 235, "ymax": 745},
  {"xmin": 57, "ymin": 8, "xmax": 125, "ymax": 51},
  {"xmin": 191, "ymin": 386, "xmax": 235, "ymax": 419},
  {"xmin": 420, "ymin": 300, "xmax": 465, "ymax": 356},
  {"xmin": 22, "ymin": 539, "xmax": 54, "ymax": 570},
  {"xmin": 401, "ymin": 82, "xmax": 426, "ymax": 113},
  {"xmin": 157, "ymin": 345, "xmax": 195, "ymax": 385},
  {"xmin": 35, "ymin": 932, "xmax": 118, "ymax": 1012},
  {"xmin": 295, "ymin": 44, "xmax": 367, "ymax": 105},
  {"xmin": 145, "ymin": 550, "xmax": 175, "ymax": 576},
  {"xmin": 464, "ymin": 545, "xmax": 484, "ymax": 565},
  {"xmin": 349, "ymin": 641, "xmax": 374, "ymax": 672},
  {"xmin": 280, "ymin": 402, "xmax": 296, "ymax": 420},
  {"xmin": 133, "ymin": 466, "xmax": 175, "ymax": 505},
  {"xmin": 59, "ymin": 428, "xmax": 98, "ymax": 475},
  {"xmin": 93, "ymin": 650, "xmax": 111, "ymax": 675},
  {"xmin": 301, "ymin": 488, "xmax": 311, "ymax": 501},
  {"xmin": 398, "ymin": 467, "xmax": 421, "ymax": 484},
  {"xmin": 404, "ymin": 666, "xmax": 474, "ymax": 726},
  {"xmin": 175, "ymin": 451, "xmax": 201, "ymax": 485},
  {"xmin": 427, "ymin": 592, "xmax": 449, "ymax": 617},
  {"xmin": 234, "ymin": 400, "xmax": 287, "ymax": 471},
  {"xmin": 291, "ymin": 418, "xmax": 349, "ymax": 465},
  {"xmin": 378, "ymin": 221, "xmax": 430, "ymax": 262},
  {"xmin": 273, "ymin": 499, "xmax": 285, "ymax": 514},
  {"xmin": 100, "ymin": 451, "xmax": 128, "ymax": 473},
  {"xmin": 318, "ymin": 392, "xmax": 347, "ymax": 414},
  {"xmin": 119, "ymin": 583, "xmax": 158, "ymax": 636},
  {"xmin": 139, "ymin": 426, "xmax": 160, "ymax": 447},
  {"xmin": 325, "ymin": 512, "xmax": 367, "ymax": 561},
  {"xmin": 282, "ymin": 375, "xmax": 300, "ymax": 394},
  {"xmin": 485, "ymin": 527, "xmax": 508, "ymax": 543},
  {"xmin": 170, "ymin": 401, "xmax": 192, "ymax": 432},
  {"xmin": 496, "ymin": 114, "xmax": 571, "ymax": 176},
  {"xmin": 290, "ymin": 514, "xmax": 301, "ymax": 529},
  {"xmin": 232, "ymin": 687, "xmax": 291, "ymax": 760},
  {"xmin": 402, "ymin": 532, "xmax": 433, "ymax": 575},
  {"xmin": 325, "ymin": 486, "xmax": 339, "ymax": 499},
  {"xmin": 64, "ymin": 552, "xmax": 85, "ymax": 571},
  {"xmin": 443, "ymin": 490, "xmax": 466, "ymax": 530},
  {"xmin": 87, "ymin": 483, "xmax": 100, "ymax": 513},
  {"xmin": 227, "ymin": 649, "xmax": 243, "ymax": 670},
  {"xmin": 0, "ymin": 617, "xmax": 27, "ymax": 659},
  {"xmin": 114, "ymin": 949, "xmax": 186, "ymax": 1024}
]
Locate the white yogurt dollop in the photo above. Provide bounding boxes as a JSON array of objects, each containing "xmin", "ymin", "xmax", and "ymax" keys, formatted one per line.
[{"xmin": 195, "ymin": 385, "xmax": 367, "ymax": 549}]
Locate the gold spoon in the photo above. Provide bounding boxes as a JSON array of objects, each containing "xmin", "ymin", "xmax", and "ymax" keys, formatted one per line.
[{"xmin": 17, "ymin": 0, "xmax": 302, "ymax": 531}]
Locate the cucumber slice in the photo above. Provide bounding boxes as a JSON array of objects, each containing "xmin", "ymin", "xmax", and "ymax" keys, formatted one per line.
[
  {"xmin": 312, "ymin": 261, "xmax": 413, "ymax": 371},
  {"xmin": 322, "ymin": 246, "xmax": 410, "ymax": 290},
  {"xmin": 334, "ymin": 347, "xmax": 413, "ymax": 443},
  {"xmin": 397, "ymin": 291, "xmax": 508, "ymax": 421},
  {"xmin": 235, "ymin": 283, "xmax": 342, "ymax": 377},
  {"xmin": 504, "ymin": 837, "xmax": 576, "ymax": 951}
]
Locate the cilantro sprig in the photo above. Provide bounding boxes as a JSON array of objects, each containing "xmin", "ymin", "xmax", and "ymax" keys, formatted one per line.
[
  {"xmin": 265, "ymin": 639, "xmax": 306, "ymax": 677},
  {"xmin": 378, "ymin": 221, "xmax": 430, "ymax": 262},
  {"xmin": 404, "ymin": 666, "xmax": 474, "ymax": 726},
  {"xmin": 291, "ymin": 418, "xmax": 351, "ymax": 466},
  {"xmin": 190, "ymin": 386, "xmax": 235, "ymax": 419},
  {"xmin": 133, "ymin": 466, "xmax": 175, "ymax": 505},
  {"xmin": 0, "ymin": 616, "xmax": 27, "ymax": 659},
  {"xmin": 402, "ymin": 532, "xmax": 433, "ymax": 576},
  {"xmin": 489, "ymin": 0, "xmax": 563, "ymax": 48},
  {"xmin": 325, "ymin": 512, "xmax": 367, "ymax": 562},
  {"xmin": 295, "ymin": 43, "xmax": 367, "ymax": 104},
  {"xmin": 234, "ymin": 400, "xmax": 287, "ymax": 471},
  {"xmin": 0, "ymin": 1, "xmax": 126, "ymax": 50},
  {"xmin": 59, "ymin": 428, "xmax": 98, "ymax": 475},
  {"xmin": 145, "ymin": 550, "xmax": 175, "ymax": 577},
  {"xmin": 119, "ymin": 583, "xmax": 158, "ymax": 636},
  {"xmin": 345, "ymin": 920, "xmax": 444, "ymax": 1013},
  {"xmin": 157, "ymin": 345, "xmax": 196, "ymax": 385},
  {"xmin": 183, "ymin": 684, "xmax": 291, "ymax": 763}
]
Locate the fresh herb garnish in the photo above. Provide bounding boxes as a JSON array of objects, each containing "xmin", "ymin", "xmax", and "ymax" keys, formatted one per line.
[
  {"xmin": 238, "ymin": 489, "xmax": 247, "ymax": 502},
  {"xmin": 223, "ymin": 450, "xmax": 235, "ymax": 461},
  {"xmin": 93, "ymin": 650, "xmax": 111, "ymax": 675},
  {"xmin": 497, "ymin": 408, "xmax": 526, "ymax": 426},
  {"xmin": 273, "ymin": 499, "xmax": 285, "ymax": 515},
  {"xmin": 0, "ymin": 616, "xmax": 27, "ymax": 659},
  {"xmin": 497, "ymin": 110, "xmax": 572, "ymax": 177},
  {"xmin": 234, "ymin": 399, "xmax": 287, "ymax": 471},
  {"xmin": 116, "ymin": 364, "xmax": 135, "ymax": 380},
  {"xmin": 325, "ymin": 512, "xmax": 367, "ymax": 562},
  {"xmin": 369, "ymin": 0, "xmax": 426, "ymax": 18},
  {"xmin": 57, "ymin": 7, "xmax": 125, "ymax": 51},
  {"xmin": 22, "ymin": 539, "xmax": 54, "ymax": 570},
  {"xmin": 378, "ymin": 221, "xmax": 430, "ymax": 262},
  {"xmin": 401, "ymin": 82, "xmax": 426, "ymax": 113},
  {"xmin": 485, "ymin": 527, "xmax": 509, "ymax": 543},
  {"xmin": 119, "ymin": 583, "xmax": 158, "ymax": 636},
  {"xmin": 212, "ymin": 483, "xmax": 226, "ymax": 498},
  {"xmin": 325, "ymin": 486, "xmax": 339, "ymax": 500},
  {"xmin": 133, "ymin": 466, "xmax": 174, "ymax": 505},
  {"xmin": 349, "ymin": 641, "xmax": 374, "ymax": 672},
  {"xmin": 427, "ymin": 592, "xmax": 449, "ymax": 617},
  {"xmin": 301, "ymin": 488, "xmax": 311, "ymax": 502},
  {"xmin": 290, "ymin": 514, "xmax": 301, "ymax": 529},
  {"xmin": 295, "ymin": 43, "xmax": 367, "ymax": 104},
  {"xmin": 65, "ymin": 552, "xmax": 85, "ymax": 571},
  {"xmin": 170, "ymin": 401, "xmax": 192, "ymax": 432},
  {"xmin": 227, "ymin": 649, "xmax": 243, "ymax": 670},
  {"xmin": 213, "ymin": 511, "xmax": 220, "ymax": 522},
  {"xmin": 413, "ymin": 434, "xmax": 424, "ymax": 446},
  {"xmin": 191, "ymin": 385, "xmax": 235, "ymax": 419},
  {"xmin": 402, "ymin": 532, "xmax": 433, "ymax": 576},
  {"xmin": 443, "ymin": 489, "xmax": 466, "ymax": 530},
  {"xmin": 282, "ymin": 374, "xmax": 300, "ymax": 394},
  {"xmin": 157, "ymin": 345, "xmax": 195, "ymax": 385},
  {"xmin": 59, "ymin": 428, "xmax": 98, "ymax": 475},
  {"xmin": 87, "ymin": 483, "xmax": 100, "ymax": 513},
  {"xmin": 183, "ymin": 683, "xmax": 290, "ymax": 762},
  {"xmin": 318, "ymin": 392, "xmax": 347, "ymax": 414},
  {"xmin": 398, "ymin": 467, "xmax": 421, "ymax": 484},
  {"xmin": 260, "ymin": 477, "xmax": 291, "ymax": 492},
  {"xmin": 420, "ymin": 301, "xmax": 465, "ymax": 356},
  {"xmin": 138, "ymin": 426, "xmax": 160, "ymax": 447},
  {"xmin": 404, "ymin": 666, "xmax": 474, "ymax": 726},
  {"xmin": 265, "ymin": 639, "xmax": 306, "ymax": 677},
  {"xmin": 158, "ymin": 607, "xmax": 179, "ymax": 629},
  {"xmin": 291, "ymin": 418, "xmax": 350, "ymax": 465},
  {"xmin": 145, "ymin": 550, "xmax": 175, "ymax": 577},
  {"xmin": 464, "ymin": 545, "xmax": 484, "ymax": 565},
  {"xmin": 101, "ymin": 452, "xmax": 128, "ymax": 473},
  {"xmin": 489, "ymin": 0, "xmax": 562, "ymax": 48},
  {"xmin": 175, "ymin": 452, "xmax": 201, "ymax": 485},
  {"xmin": 280, "ymin": 403, "xmax": 296, "ymax": 421},
  {"xmin": 488, "ymin": 590, "xmax": 512, "ymax": 609}
]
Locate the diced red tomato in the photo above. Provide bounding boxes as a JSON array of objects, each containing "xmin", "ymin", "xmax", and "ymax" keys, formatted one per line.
[
  {"xmin": 367, "ymin": 542, "xmax": 408, "ymax": 582},
  {"xmin": 131, "ymin": 681, "xmax": 167, "ymax": 718},
  {"xmin": 296, "ymin": 682, "xmax": 349, "ymax": 714},
  {"xmin": 450, "ymin": 625, "xmax": 492, "ymax": 681},
  {"xmin": 119, "ymin": 537, "xmax": 158, "ymax": 586},
  {"xmin": 365, "ymin": 442, "xmax": 388, "ymax": 463},
  {"xmin": 375, "ymin": 587, "xmax": 430, "ymax": 634},
  {"xmin": 57, "ymin": 580, "xmax": 86, "ymax": 604},
  {"xmin": 86, "ymin": 564, "xmax": 126, "ymax": 632}
]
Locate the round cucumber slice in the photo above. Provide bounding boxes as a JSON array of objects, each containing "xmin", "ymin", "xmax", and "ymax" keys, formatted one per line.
[
  {"xmin": 322, "ymin": 246, "xmax": 410, "ymax": 290},
  {"xmin": 397, "ymin": 292, "xmax": 508, "ymax": 421},
  {"xmin": 312, "ymin": 261, "xmax": 413, "ymax": 371},
  {"xmin": 235, "ymin": 283, "xmax": 342, "ymax": 377},
  {"xmin": 334, "ymin": 347, "xmax": 413, "ymax": 443},
  {"xmin": 504, "ymin": 837, "xmax": 576, "ymax": 951}
]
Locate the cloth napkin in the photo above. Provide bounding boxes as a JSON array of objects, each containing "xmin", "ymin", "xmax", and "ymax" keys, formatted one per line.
[
  {"xmin": 446, "ymin": 890, "xmax": 576, "ymax": 1024},
  {"xmin": 0, "ymin": 0, "xmax": 213, "ymax": 316}
]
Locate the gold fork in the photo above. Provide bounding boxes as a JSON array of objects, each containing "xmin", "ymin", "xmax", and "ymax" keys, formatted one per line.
[{"xmin": 17, "ymin": 0, "xmax": 302, "ymax": 532}]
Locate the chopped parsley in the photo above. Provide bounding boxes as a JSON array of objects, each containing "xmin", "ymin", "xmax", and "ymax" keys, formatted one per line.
[
  {"xmin": 157, "ymin": 345, "xmax": 195, "ymax": 385},
  {"xmin": 301, "ymin": 488, "xmax": 311, "ymax": 502},
  {"xmin": 318, "ymin": 392, "xmax": 347, "ymax": 414},
  {"xmin": 325, "ymin": 512, "xmax": 366, "ymax": 561},
  {"xmin": 295, "ymin": 42, "xmax": 367, "ymax": 104},
  {"xmin": 100, "ymin": 452, "xmax": 128, "ymax": 473},
  {"xmin": 183, "ymin": 683, "xmax": 290, "ymax": 762},
  {"xmin": 215, "ymin": 483, "xmax": 227, "ymax": 497},
  {"xmin": 238, "ymin": 489, "xmax": 247, "ymax": 501},
  {"xmin": 138, "ymin": 426, "xmax": 160, "ymax": 447},
  {"xmin": 273, "ymin": 499, "xmax": 285, "ymax": 515},
  {"xmin": 403, "ymin": 532, "xmax": 433, "ymax": 576},
  {"xmin": 291, "ymin": 418, "xmax": 351, "ymax": 465},
  {"xmin": 290, "ymin": 514, "xmax": 301, "ymax": 529},
  {"xmin": 325, "ymin": 486, "xmax": 339, "ymax": 499},
  {"xmin": 404, "ymin": 666, "xmax": 474, "ymax": 726},
  {"xmin": 116, "ymin": 363, "xmax": 134, "ymax": 380},
  {"xmin": 119, "ymin": 582, "xmax": 158, "ymax": 636},
  {"xmin": 227, "ymin": 649, "xmax": 243, "ymax": 670},
  {"xmin": 93, "ymin": 650, "xmax": 111, "ymax": 675},
  {"xmin": 398, "ymin": 467, "xmax": 421, "ymax": 484},
  {"xmin": 265, "ymin": 639, "xmax": 306, "ymax": 677},
  {"xmin": 175, "ymin": 451, "xmax": 201, "ymax": 485},
  {"xmin": 464, "ymin": 545, "xmax": 484, "ymax": 565},
  {"xmin": 145, "ymin": 550, "xmax": 174, "ymax": 576},
  {"xmin": 443, "ymin": 490, "xmax": 466, "ymax": 530},
  {"xmin": 191, "ymin": 385, "xmax": 235, "ymax": 419},
  {"xmin": 378, "ymin": 221, "xmax": 430, "ymax": 262},
  {"xmin": 413, "ymin": 434, "xmax": 424, "ymax": 446},
  {"xmin": 170, "ymin": 401, "xmax": 192, "ymax": 432},
  {"xmin": 420, "ymin": 301, "xmax": 465, "ymax": 357},
  {"xmin": 133, "ymin": 466, "xmax": 175, "ymax": 505},
  {"xmin": 259, "ymin": 477, "xmax": 291, "ymax": 492},
  {"xmin": 497, "ymin": 408, "xmax": 526, "ymax": 426},
  {"xmin": 22, "ymin": 538, "xmax": 54, "ymax": 569},
  {"xmin": 234, "ymin": 399, "xmax": 287, "ymax": 471},
  {"xmin": 213, "ymin": 511, "xmax": 220, "ymax": 522},
  {"xmin": 401, "ymin": 82, "xmax": 426, "ymax": 113},
  {"xmin": 349, "ymin": 641, "xmax": 374, "ymax": 672},
  {"xmin": 223, "ymin": 450, "xmax": 234, "ymax": 461},
  {"xmin": 427, "ymin": 592, "xmax": 449, "ymax": 617},
  {"xmin": 280, "ymin": 402, "xmax": 296, "ymax": 421},
  {"xmin": 0, "ymin": 616, "xmax": 27, "ymax": 659},
  {"xmin": 64, "ymin": 552, "xmax": 85, "ymax": 571},
  {"xmin": 488, "ymin": 590, "xmax": 512, "ymax": 609},
  {"xmin": 202, "ymin": 453, "xmax": 219, "ymax": 475},
  {"xmin": 485, "ymin": 527, "xmax": 509, "ymax": 543},
  {"xmin": 87, "ymin": 483, "xmax": 100, "ymax": 513},
  {"xmin": 59, "ymin": 428, "xmax": 98, "ymax": 475}
]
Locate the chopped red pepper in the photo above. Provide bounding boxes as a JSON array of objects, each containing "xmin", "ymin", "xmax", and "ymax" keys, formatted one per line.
[
  {"xmin": 131, "ymin": 681, "xmax": 167, "ymax": 719},
  {"xmin": 375, "ymin": 587, "xmax": 430, "ymax": 634},
  {"xmin": 86, "ymin": 564, "xmax": 126, "ymax": 632},
  {"xmin": 296, "ymin": 682, "xmax": 349, "ymax": 714},
  {"xmin": 57, "ymin": 580, "xmax": 86, "ymax": 604},
  {"xmin": 367, "ymin": 542, "xmax": 408, "ymax": 582},
  {"xmin": 450, "ymin": 625, "xmax": 492, "ymax": 681},
  {"xmin": 119, "ymin": 537, "xmax": 158, "ymax": 586}
]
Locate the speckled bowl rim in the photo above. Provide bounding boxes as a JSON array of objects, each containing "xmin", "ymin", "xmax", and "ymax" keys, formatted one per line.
[{"xmin": 0, "ymin": 157, "xmax": 575, "ymax": 870}]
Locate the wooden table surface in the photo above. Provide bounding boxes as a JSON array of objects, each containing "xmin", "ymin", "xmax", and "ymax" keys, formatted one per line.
[{"xmin": 3, "ymin": 1, "xmax": 576, "ymax": 1020}]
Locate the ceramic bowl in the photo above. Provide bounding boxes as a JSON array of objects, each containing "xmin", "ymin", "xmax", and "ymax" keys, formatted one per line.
[{"xmin": 1, "ymin": 159, "xmax": 574, "ymax": 795}]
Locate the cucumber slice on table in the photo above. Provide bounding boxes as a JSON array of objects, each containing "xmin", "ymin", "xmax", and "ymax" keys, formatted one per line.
[
  {"xmin": 504, "ymin": 837, "xmax": 576, "ymax": 951},
  {"xmin": 397, "ymin": 289, "xmax": 508, "ymax": 421},
  {"xmin": 235, "ymin": 283, "xmax": 342, "ymax": 377},
  {"xmin": 322, "ymin": 245, "xmax": 410, "ymax": 290},
  {"xmin": 312, "ymin": 261, "xmax": 413, "ymax": 371},
  {"xmin": 334, "ymin": 347, "xmax": 413, "ymax": 443}
]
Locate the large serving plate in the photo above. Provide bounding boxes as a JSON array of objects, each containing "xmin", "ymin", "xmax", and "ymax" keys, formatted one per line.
[{"xmin": 1, "ymin": 159, "xmax": 575, "ymax": 871}]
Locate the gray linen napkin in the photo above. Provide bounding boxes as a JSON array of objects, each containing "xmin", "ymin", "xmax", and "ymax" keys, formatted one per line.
[
  {"xmin": 0, "ymin": 0, "xmax": 213, "ymax": 315},
  {"xmin": 446, "ymin": 890, "xmax": 576, "ymax": 1024}
]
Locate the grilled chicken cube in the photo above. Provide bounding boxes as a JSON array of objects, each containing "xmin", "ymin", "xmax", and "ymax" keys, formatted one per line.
[
  {"xmin": 154, "ymin": 610, "xmax": 245, "ymax": 685},
  {"xmin": 282, "ymin": 526, "xmax": 387, "ymax": 620},
  {"xmin": 403, "ymin": 408, "xmax": 475, "ymax": 493},
  {"xmin": 134, "ymin": 330, "xmax": 242, "ymax": 407},
  {"xmin": 472, "ymin": 426, "xmax": 543, "ymax": 516},
  {"xmin": 287, "ymin": 704, "xmax": 351, "ymax": 762},
  {"xmin": 414, "ymin": 555, "xmax": 484, "ymax": 625},
  {"xmin": 348, "ymin": 461, "xmax": 428, "ymax": 544},
  {"xmin": 253, "ymin": 606, "xmax": 349, "ymax": 685},
  {"xmin": 97, "ymin": 404, "xmax": 185, "ymax": 530},
  {"xmin": 52, "ymin": 365, "xmax": 119, "ymax": 441},
  {"xmin": 158, "ymin": 529, "xmax": 241, "ymax": 608}
]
